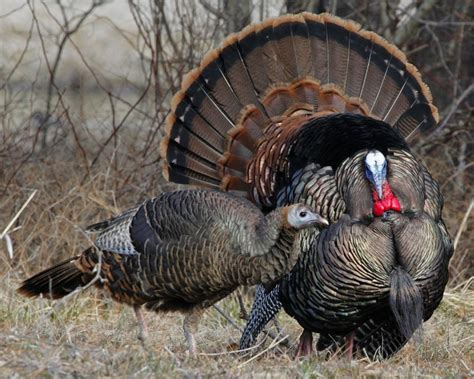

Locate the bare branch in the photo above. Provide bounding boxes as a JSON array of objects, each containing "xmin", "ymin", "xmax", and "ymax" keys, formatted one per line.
[{"xmin": 394, "ymin": 0, "xmax": 440, "ymax": 46}]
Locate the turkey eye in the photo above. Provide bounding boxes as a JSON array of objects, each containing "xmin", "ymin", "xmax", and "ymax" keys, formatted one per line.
[{"xmin": 299, "ymin": 211, "xmax": 307, "ymax": 218}]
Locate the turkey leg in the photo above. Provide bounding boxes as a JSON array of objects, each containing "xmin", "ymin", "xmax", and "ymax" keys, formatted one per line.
[
  {"xmin": 295, "ymin": 329, "xmax": 313, "ymax": 359},
  {"xmin": 183, "ymin": 308, "xmax": 203, "ymax": 357},
  {"xmin": 133, "ymin": 305, "xmax": 149, "ymax": 344},
  {"xmin": 237, "ymin": 290, "xmax": 249, "ymax": 320},
  {"xmin": 345, "ymin": 331, "xmax": 355, "ymax": 359}
]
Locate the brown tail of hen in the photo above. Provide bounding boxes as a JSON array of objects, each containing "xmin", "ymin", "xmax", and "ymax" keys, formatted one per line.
[{"xmin": 17, "ymin": 256, "xmax": 91, "ymax": 299}]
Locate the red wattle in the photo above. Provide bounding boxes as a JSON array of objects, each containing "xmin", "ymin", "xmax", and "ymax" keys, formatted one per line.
[
  {"xmin": 391, "ymin": 197, "xmax": 401, "ymax": 212},
  {"xmin": 382, "ymin": 197, "xmax": 391, "ymax": 209},
  {"xmin": 373, "ymin": 201, "xmax": 385, "ymax": 216},
  {"xmin": 371, "ymin": 182, "xmax": 402, "ymax": 216}
]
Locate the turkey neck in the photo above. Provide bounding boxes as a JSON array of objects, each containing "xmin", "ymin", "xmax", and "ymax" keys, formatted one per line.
[
  {"xmin": 236, "ymin": 208, "xmax": 301, "ymax": 286},
  {"xmin": 335, "ymin": 148, "xmax": 423, "ymax": 220}
]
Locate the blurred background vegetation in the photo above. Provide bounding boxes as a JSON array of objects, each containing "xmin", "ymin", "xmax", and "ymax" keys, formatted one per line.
[{"xmin": 1, "ymin": 0, "xmax": 471, "ymax": 283}]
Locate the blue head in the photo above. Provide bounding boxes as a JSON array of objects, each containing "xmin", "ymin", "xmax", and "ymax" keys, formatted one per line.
[{"xmin": 365, "ymin": 150, "xmax": 387, "ymax": 198}]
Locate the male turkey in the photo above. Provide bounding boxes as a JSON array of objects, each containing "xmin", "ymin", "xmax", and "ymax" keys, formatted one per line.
[
  {"xmin": 18, "ymin": 189, "xmax": 327, "ymax": 355},
  {"xmin": 160, "ymin": 13, "xmax": 453, "ymax": 360}
]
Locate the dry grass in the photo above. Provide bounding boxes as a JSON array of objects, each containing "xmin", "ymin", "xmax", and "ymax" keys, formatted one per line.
[
  {"xmin": 0, "ymin": 277, "xmax": 472, "ymax": 378},
  {"xmin": 0, "ymin": 137, "xmax": 472, "ymax": 377}
]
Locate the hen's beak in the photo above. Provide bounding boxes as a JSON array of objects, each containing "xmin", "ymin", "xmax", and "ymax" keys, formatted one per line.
[{"xmin": 309, "ymin": 212, "xmax": 329, "ymax": 227}]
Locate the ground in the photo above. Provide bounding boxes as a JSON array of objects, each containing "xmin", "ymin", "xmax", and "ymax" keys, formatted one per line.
[
  {"xmin": 0, "ymin": 138, "xmax": 472, "ymax": 378},
  {"xmin": 0, "ymin": 279, "xmax": 472, "ymax": 378}
]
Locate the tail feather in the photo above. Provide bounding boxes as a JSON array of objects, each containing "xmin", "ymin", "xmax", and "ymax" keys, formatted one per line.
[
  {"xmin": 166, "ymin": 113, "xmax": 226, "ymax": 156},
  {"xmin": 166, "ymin": 140, "xmax": 220, "ymax": 180},
  {"xmin": 161, "ymin": 12, "xmax": 438, "ymax": 197},
  {"xmin": 289, "ymin": 15, "xmax": 314, "ymax": 78},
  {"xmin": 273, "ymin": 16, "xmax": 302, "ymax": 80},
  {"xmin": 257, "ymin": 19, "xmax": 287, "ymax": 84},
  {"xmin": 389, "ymin": 266, "xmax": 424, "ymax": 341},
  {"xmin": 305, "ymin": 14, "xmax": 329, "ymax": 84},
  {"xmin": 178, "ymin": 76, "xmax": 235, "ymax": 134},
  {"xmin": 220, "ymin": 35, "xmax": 262, "ymax": 110},
  {"xmin": 326, "ymin": 19, "xmax": 352, "ymax": 90},
  {"xmin": 162, "ymin": 164, "xmax": 221, "ymax": 189},
  {"xmin": 172, "ymin": 91, "xmax": 231, "ymax": 139},
  {"xmin": 240, "ymin": 284, "xmax": 282, "ymax": 349},
  {"xmin": 344, "ymin": 23, "xmax": 368, "ymax": 98},
  {"xmin": 393, "ymin": 103, "xmax": 438, "ymax": 140},
  {"xmin": 238, "ymin": 25, "xmax": 269, "ymax": 96},
  {"xmin": 17, "ymin": 256, "xmax": 91, "ymax": 299},
  {"xmin": 200, "ymin": 52, "xmax": 244, "ymax": 122}
]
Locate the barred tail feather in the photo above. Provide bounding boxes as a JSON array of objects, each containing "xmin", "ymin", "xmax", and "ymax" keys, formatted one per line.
[
  {"xmin": 17, "ymin": 256, "xmax": 91, "ymax": 300},
  {"xmin": 240, "ymin": 284, "xmax": 282, "ymax": 349}
]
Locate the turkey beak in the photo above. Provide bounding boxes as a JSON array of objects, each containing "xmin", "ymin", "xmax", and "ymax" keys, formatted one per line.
[
  {"xmin": 369, "ymin": 163, "xmax": 386, "ymax": 199},
  {"xmin": 310, "ymin": 212, "xmax": 329, "ymax": 227},
  {"xmin": 373, "ymin": 171, "xmax": 384, "ymax": 199}
]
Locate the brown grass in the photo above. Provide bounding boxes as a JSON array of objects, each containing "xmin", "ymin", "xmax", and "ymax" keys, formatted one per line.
[
  {"xmin": 0, "ymin": 129, "xmax": 472, "ymax": 377},
  {"xmin": 0, "ymin": 280, "xmax": 472, "ymax": 377}
]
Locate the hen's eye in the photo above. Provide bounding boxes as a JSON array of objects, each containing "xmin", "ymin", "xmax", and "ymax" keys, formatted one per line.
[{"xmin": 299, "ymin": 211, "xmax": 307, "ymax": 218}]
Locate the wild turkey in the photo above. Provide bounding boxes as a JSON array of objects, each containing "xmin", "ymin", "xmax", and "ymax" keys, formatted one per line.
[
  {"xmin": 159, "ymin": 12, "xmax": 453, "ymax": 360},
  {"xmin": 18, "ymin": 189, "xmax": 328, "ymax": 355}
]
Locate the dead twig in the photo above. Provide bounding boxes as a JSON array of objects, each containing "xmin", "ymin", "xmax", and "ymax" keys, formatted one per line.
[
  {"xmin": 453, "ymin": 200, "xmax": 473, "ymax": 251},
  {"xmin": 394, "ymin": 0, "xmax": 440, "ymax": 46},
  {"xmin": 1, "ymin": 189, "xmax": 37, "ymax": 239},
  {"xmin": 437, "ymin": 84, "xmax": 474, "ymax": 133},
  {"xmin": 213, "ymin": 304, "xmax": 244, "ymax": 333},
  {"xmin": 237, "ymin": 333, "xmax": 289, "ymax": 368},
  {"xmin": 212, "ymin": 303, "xmax": 291, "ymax": 350}
]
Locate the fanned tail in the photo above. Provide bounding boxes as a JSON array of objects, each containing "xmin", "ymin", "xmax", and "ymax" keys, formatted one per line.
[{"xmin": 161, "ymin": 12, "xmax": 438, "ymax": 200}]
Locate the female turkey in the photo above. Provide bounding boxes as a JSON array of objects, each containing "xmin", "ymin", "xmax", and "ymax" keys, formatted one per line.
[
  {"xmin": 18, "ymin": 189, "xmax": 327, "ymax": 355},
  {"xmin": 159, "ymin": 13, "xmax": 453, "ymax": 359}
]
